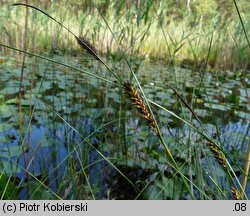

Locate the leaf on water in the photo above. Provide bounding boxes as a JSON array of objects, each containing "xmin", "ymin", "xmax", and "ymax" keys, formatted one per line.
[
  {"xmin": 0, "ymin": 104, "xmax": 15, "ymax": 119},
  {"xmin": 28, "ymin": 181, "xmax": 54, "ymax": 200},
  {"xmin": 145, "ymin": 177, "xmax": 182, "ymax": 199},
  {"xmin": 0, "ymin": 145, "xmax": 20, "ymax": 158},
  {"xmin": 237, "ymin": 111, "xmax": 250, "ymax": 120},
  {"xmin": 0, "ymin": 159, "xmax": 21, "ymax": 175},
  {"xmin": 204, "ymin": 103, "xmax": 229, "ymax": 111}
]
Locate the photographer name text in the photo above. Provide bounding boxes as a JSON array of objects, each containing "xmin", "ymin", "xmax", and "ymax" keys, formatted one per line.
[{"xmin": 2, "ymin": 202, "xmax": 88, "ymax": 213}]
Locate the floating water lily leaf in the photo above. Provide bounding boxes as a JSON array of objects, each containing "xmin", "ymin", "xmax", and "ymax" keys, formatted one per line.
[
  {"xmin": 145, "ymin": 177, "xmax": 182, "ymax": 199},
  {"xmin": 0, "ymin": 145, "xmax": 21, "ymax": 158},
  {"xmin": 195, "ymin": 108, "xmax": 208, "ymax": 117},
  {"xmin": 0, "ymin": 159, "xmax": 21, "ymax": 175},
  {"xmin": 0, "ymin": 104, "xmax": 15, "ymax": 119},
  {"xmin": 4, "ymin": 98, "xmax": 17, "ymax": 105},
  {"xmin": 0, "ymin": 136, "xmax": 11, "ymax": 143},
  {"xmin": 144, "ymin": 184, "xmax": 163, "ymax": 200},
  {"xmin": 0, "ymin": 123, "xmax": 13, "ymax": 133},
  {"xmin": 108, "ymin": 91, "xmax": 120, "ymax": 103},
  {"xmin": 237, "ymin": 111, "xmax": 250, "ymax": 120},
  {"xmin": 0, "ymin": 86, "xmax": 19, "ymax": 95},
  {"xmin": 204, "ymin": 103, "xmax": 228, "ymax": 111},
  {"xmin": 194, "ymin": 98, "xmax": 204, "ymax": 104},
  {"xmin": 28, "ymin": 181, "xmax": 54, "ymax": 199}
]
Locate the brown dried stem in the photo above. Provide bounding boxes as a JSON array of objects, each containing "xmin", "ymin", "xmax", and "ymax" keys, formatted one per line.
[{"xmin": 240, "ymin": 139, "xmax": 250, "ymax": 198}]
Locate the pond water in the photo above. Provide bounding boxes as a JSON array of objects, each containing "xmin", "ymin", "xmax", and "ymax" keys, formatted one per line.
[{"xmin": 0, "ymin": 54, "xmax": 249, "ymax": 199}]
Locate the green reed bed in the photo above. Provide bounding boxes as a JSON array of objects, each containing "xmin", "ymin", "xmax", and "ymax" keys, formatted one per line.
[
  {"xmin": 0, "ymin": 1, "xmax": 249, "ymax": 200},
  {"xmin": 0, "ymin": 0, "xmax": 250, "ymax": 70}
]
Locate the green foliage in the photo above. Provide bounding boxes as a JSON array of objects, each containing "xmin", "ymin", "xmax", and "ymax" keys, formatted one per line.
[
  {"xmin": 0, "ymin": 0, "xmax": 250, "ymax": 69},
  {"xmin": 0, "ymin": 173, "xmax": 22, "ymax": 199},
  {"xmin": 0, "ymin": 0, "xmax": 249, "ymax": 200},
  {"xmin": 28, "ymin": 182, "xmax": 54, "ymax": 200}
]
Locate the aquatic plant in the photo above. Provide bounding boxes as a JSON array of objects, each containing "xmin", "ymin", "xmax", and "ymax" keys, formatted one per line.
[
  {"xmin": 0, "ymin": 1, "xmax": 249, "ymax": 200},
  {"xmin": 123, "ymin": 81, "xmax": 160, "ymax": 137}
]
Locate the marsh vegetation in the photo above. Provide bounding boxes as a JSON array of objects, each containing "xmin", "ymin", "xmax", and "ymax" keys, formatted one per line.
[{"xmin": 0, "ymin": 0, "xmax": 249, "ymax": 200}]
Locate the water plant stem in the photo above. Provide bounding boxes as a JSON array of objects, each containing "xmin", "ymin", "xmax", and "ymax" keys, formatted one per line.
[{"xmin": 240, "ymin": 138, "xmax": 250, "ymax": 198}]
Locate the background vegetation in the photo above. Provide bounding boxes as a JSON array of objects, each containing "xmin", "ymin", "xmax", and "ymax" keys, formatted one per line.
[
  {"xmin": 0, "ymin": 0, "xmax": 249, "ymax": 200},
  {"xmin": 0, "ymin": 0, "xmax": 250, "ymax": 70}
]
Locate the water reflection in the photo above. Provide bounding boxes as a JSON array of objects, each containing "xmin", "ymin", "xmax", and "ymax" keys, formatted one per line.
[{"xmin": 0, "ymin": 56, "xmax": 249, "ymax": 199}]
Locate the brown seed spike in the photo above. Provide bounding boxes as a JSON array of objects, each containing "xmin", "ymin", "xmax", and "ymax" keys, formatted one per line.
[
  {"xmin": 231, "ymin": 187, "xmax": 241, "ymax": 200},
  {"xmin": 75, "ymin": 36, "xmax": 99, "ymax": 60},
  {"xmin": 207, "ymin": 142, "xmax": 227, "ymax": 171},
  {"xmin": 123, "ymin": 81, "xmax": 160, "ymax": 137}
]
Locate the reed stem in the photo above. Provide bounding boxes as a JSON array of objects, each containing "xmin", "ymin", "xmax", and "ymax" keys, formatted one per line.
[
  {"xmin": 124, "ymin": 81, "xmax": 194, "ymax": 198},
  {"xmin": 240, "ymin": 139, "xmax": 250, "ymax": 198}
]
